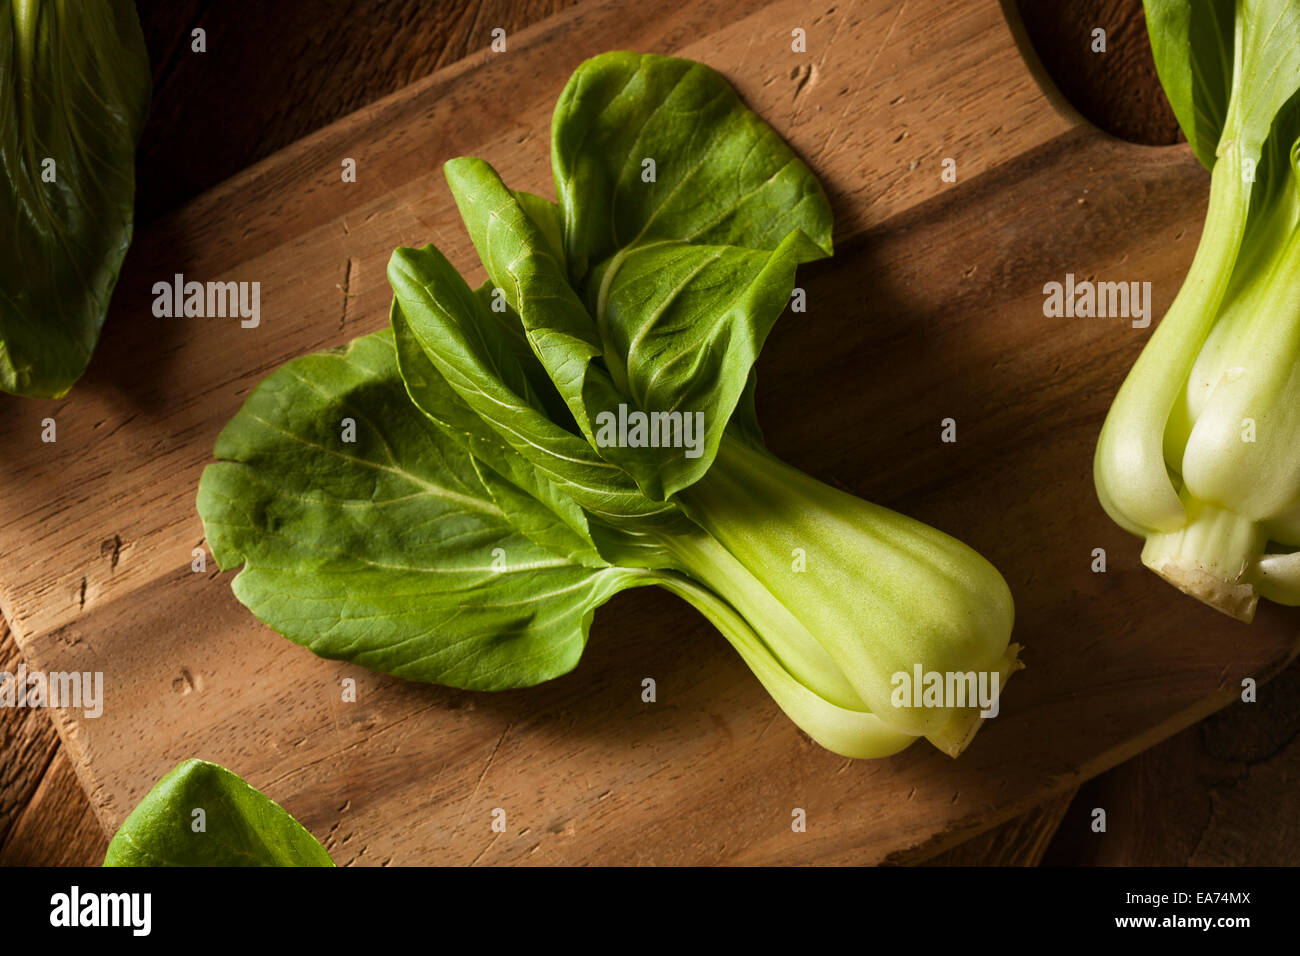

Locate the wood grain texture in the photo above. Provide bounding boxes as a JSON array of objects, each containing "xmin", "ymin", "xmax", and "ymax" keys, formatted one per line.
[
  {"xmin": 0, "ymin": 0, "xmax": 1296, "ymax": 866},
  {"xmin": 1, "ymin": 610, "xmax": 1080, "ymax": 866},
  {"xmin": 914, "ymin": 789, "xmax": 1077, "ymax": 865},
  {"xmin": 133, "ymin": 0, "xmax": 584, "ymax": 222},
  {"xmin": 1043, "ymin": 665, "xmax": 1300, "ymax": 865},
  {"xmin": 0, "ymin": 618, "xmax": 60, "ymax": 849},
  {"xmin": 0, "ymin": 749, "xmax": 109, "ymax": 867}
]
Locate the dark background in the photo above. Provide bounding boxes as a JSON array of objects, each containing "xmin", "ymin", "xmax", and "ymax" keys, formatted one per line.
[{"xmin": 1, "ymin": 0, "xmax": 1296, "ymax": 865}]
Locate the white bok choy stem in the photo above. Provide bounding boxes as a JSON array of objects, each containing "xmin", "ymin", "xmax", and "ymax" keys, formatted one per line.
[{"xmin": 1095, "ymin": 0, "xmax": 1300, "ymax": 620}]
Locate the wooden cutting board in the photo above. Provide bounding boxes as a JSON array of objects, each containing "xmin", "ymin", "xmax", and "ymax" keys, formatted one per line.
[{"xmin": 1, "ymin": 0, "xmax": 1296, "ymax": 865}]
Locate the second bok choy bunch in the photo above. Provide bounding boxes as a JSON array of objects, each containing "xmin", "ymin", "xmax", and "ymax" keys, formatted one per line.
[
  {"xmin": 198, "ymin": 52, "xmax": 1019, "ymax": 759},
  {"xmin": 1096, "ymin": 1, "xmax": 1300, "ymax": 621}
]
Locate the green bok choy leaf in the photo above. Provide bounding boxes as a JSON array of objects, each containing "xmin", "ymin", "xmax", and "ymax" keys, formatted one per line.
[
  {"xmin": 1095, "ymin": 0, "xmax": 1300, "ymax": 620},
  {"xmin": 198, "ymin": 52, "xmax": 1019, "ymax": 759},
  {"xmin": 104, "ymin": 760, "xmax": 333, "ymax": 866},
  {"xmin": 0, "ymin": 0, "xmax": 150, "ymax": 397}
]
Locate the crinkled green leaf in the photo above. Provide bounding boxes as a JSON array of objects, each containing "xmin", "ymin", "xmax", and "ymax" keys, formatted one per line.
[
  {"xmin": 1145, "ymin": 0, "xmax": 1300, "ymax": 171},
  {"xmin": 514, "ymin": 189, "xmax": 566, "ymax": 267},
  {"xmin": 1144, "ymin": 0, "xmax": 1234, "ymax": 169},
  {"xmin": 728, "ymin": 368, "xmax": 767, "ymax": 451},
  {"xmin": 442, "ymin": 158, "xmax": 643, "ymax": 476},
  {"xmin": 104, "ymin": 760, "xmax": 333, "ymax": 867},
  {"xmin": 197, "ymin": 330, "xmax": 654, "ymax": 689},
  {"xmin": 556, "ymin": 52, "xmax": 831, "ymax": 495},
  {"xmin": 1222, "ymin": 0, "xmax": 1300, "ymax": 159},
  {"xmin": 441, "ymin": 54, "xmax": 832, "ymax": 499},
  {"xmin": 391, "ymin": 299, "xmax": 616, "ymax": 565},
  {"xmin": 0, "ymin": 0, "xmax": 150, "ymax": 397},
  {"xmin": 587, "ymin": 231, "xmax": 805, "ymax": 480},
  {"xmin": 550, "ymin": 51, "xmax": 832, "ymax": 277},
  {"xmin": 388, "ymin": 243, "xmax": 677, "ymax": 526}
]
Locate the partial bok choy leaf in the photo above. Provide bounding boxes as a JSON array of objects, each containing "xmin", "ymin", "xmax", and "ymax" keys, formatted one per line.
[
  {"xmin": 0, "ymin": 0, "xmax": 151, "ymax": 398},
  {"xmin": 104, "ymin": 760, "xmax": 333, "ymax": 866},
  {"xmin": 199, "ymin": 52, "xmax": 1019, "ymax": 759},
  {"xmin": 1095, "ymin": 0, "xmax": 1300, "ymax": 620},
  {"xmin": 197, "ymin": 331, "xmax": 659, "ymax": 688}
]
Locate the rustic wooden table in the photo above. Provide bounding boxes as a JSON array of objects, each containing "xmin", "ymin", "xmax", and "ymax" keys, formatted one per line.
[{"xmin": 1, "ymin": 0, "xmax": 1296, "ymax": 866}]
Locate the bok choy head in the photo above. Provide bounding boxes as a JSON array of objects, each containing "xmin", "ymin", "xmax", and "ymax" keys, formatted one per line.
[
  {"xmin": 1095, "ymin": 1, "xmax": 1300, "ymax": 620},
  {"xmin": 198, "ymin": 52, "xmax": 1019, "ymax": 760}
]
